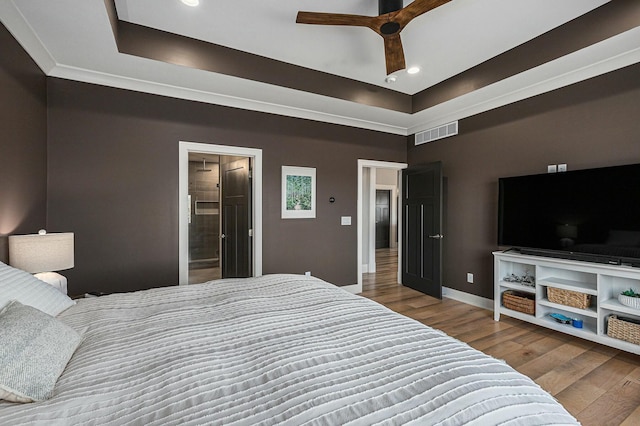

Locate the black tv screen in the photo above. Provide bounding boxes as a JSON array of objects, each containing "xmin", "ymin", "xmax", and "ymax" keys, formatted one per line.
[{"xmin": 498, "ymin": 163, "xmax": 640, "ymax": 266}]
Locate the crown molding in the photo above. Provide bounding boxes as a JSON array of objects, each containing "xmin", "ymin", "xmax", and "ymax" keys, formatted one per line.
[
  {"xmin": 33, "ymin": 27, "xmax": 640, "ymax": 137},
  {"xmin": 47, "ymin": 64, "xmax": 411, "ymax": 135},
  {"xmin": 0, "ymin": 0, "xmax": 56, "ymax": 74}
]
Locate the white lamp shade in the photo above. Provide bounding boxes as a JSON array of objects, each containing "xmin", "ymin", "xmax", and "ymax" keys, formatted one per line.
[{"xmin": 8, "ymin": 233, "xmax": 74, "ymax": 273}]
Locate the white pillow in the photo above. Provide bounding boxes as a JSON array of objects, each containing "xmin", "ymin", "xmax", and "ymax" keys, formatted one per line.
[
  {"xmin": 0, "ymin": 300, "xmax": 82, "ymax": 402},
  {"xmin": 0, "ymin": 261, "xmax": 75, "ymax": 316}
]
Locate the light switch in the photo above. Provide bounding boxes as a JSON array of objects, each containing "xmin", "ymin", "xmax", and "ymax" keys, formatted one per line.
[{"xmin": 341, "ymin": 216, "xmax": 352, "ymax": 226}]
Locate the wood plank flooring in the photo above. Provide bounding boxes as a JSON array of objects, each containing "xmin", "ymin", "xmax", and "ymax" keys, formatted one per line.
[{"xmin": 361, "ymin": 248, "xmax": 640, "ymax": 426}]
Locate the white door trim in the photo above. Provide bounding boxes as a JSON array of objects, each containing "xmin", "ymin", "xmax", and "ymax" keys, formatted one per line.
[
  {"xmin": 368, "ymin": 167, "xmax": 377, "ymax": 273},
  {"xmin": 179, "ymin": 141, "xmax": 263, "ymax": 285},
  {"xmin": 357, "ymin": 159, "xmax": 408, "ymax": 294}
]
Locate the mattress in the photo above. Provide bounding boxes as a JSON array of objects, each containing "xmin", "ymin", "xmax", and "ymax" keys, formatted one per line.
[{"xmin": 0, "ymin": 274, "xmax": 578, "ymax": 425}]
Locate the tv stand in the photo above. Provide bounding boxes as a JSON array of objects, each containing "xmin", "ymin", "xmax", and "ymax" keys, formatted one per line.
[{"xmin": 494, "ymin": 251, "xmax": 640, "ymax": 355}]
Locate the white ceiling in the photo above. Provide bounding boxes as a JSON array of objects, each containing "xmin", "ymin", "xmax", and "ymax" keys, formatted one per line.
[
  {"xmin": 114, "ymin": 0, "xmax": 606, "ymax": 95},
  {"xmin": 1, "ymin": 0, "xmax": 638, "ymax": 135}
]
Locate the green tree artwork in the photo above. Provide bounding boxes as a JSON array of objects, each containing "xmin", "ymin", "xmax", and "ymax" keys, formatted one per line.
[{"xmin": 286, "ymin": 175, "xmax": 312, "ymax": 211}]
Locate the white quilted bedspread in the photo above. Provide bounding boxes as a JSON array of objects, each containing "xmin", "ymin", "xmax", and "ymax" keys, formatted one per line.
[{"xmin": 0, "ymin": 274, "xmax": 578, "ymax": 425}]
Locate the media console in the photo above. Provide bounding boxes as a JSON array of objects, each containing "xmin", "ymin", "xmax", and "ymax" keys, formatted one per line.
[{"xmin": 494, "ymin": 250, "xmax": 640, "ymax": 355}]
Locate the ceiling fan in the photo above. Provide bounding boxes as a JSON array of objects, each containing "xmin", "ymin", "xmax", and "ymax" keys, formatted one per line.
[{"xmin": 296, "ymin": 0, "xmax": 452, "ymax": 76}]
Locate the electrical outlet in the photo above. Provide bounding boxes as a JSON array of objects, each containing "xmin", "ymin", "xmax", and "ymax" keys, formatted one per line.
[
  {"xmin": 558, "ymin": 163, "xmax": 567, "ymax": 172},
  {"xmin": 305, "ymin": 271, "xmax": 311, "ymax": 276},
  {"xmin": 467, "ymin": 273, "xmax": 474, "ymax": 284},
  {"xmin": 547, "ymin": 165, "xmax": 557, "ymax": 173}
]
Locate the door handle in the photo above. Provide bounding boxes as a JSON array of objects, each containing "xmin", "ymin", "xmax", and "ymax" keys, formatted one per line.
[
  {"xmin": 428, "ymin": 234, "xmax": 444, "ymax": 239},
  {"xmin": 221, "ymin": 234, "xmax": 226, "ymax": 239}
]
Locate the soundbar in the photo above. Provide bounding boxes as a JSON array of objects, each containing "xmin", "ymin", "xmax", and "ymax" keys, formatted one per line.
[{"xmin": 517, "ymin": 248, "xmax": 630, "ymax": 266}]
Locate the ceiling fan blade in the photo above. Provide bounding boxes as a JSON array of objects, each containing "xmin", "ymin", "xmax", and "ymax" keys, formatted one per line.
[
  {"xmin": 384, "ymin": 33, "xmax": 406, "ymax": 75},
  {"xmin": 395, "ymin": 0, "xmax": 451, "ymax": 26},
  {"xmin": 296, "ymin": 12, "xmax": 376, "ymax": 29}
]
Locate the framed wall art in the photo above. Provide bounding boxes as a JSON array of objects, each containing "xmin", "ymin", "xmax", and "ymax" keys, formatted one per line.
[{"xmin": 282, "ymin": 166, "xmax": 316, "ymax": 219}]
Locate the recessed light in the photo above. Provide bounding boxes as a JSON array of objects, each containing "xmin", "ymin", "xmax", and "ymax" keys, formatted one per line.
[
  {"xmin": 407, "ymin": 66, "xmax": 420, "ymax": 75},
  {"xmin": 385, "ymin": 75, "xmax": 397, "ymax": 83},
  {"xmin": 181, "ymin": 0, "xmax": 199, "ymax": 6}
]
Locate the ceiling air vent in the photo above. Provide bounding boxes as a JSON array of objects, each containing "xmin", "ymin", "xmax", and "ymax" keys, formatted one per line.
[{"xmin": 414, "ymin": 121, "xmax": 458, "ymax": 145}]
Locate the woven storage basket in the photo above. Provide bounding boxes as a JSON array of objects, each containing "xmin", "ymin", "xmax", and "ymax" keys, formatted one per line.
[
  {"xmin": 547, "ymin": 287, "xmax": 591, "ymax": 309},
  {"xmin": 607, "ymin": 315, "xmax": 640, "ymax": 345},
  {"xmin": 502, "ymin": 290, "xmax": 535, "ymax": 315}
]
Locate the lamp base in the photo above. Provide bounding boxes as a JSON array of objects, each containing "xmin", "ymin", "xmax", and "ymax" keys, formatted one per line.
[{"xmin": 34, "ymin": 272, "xmax": 68, "ymax": 295}]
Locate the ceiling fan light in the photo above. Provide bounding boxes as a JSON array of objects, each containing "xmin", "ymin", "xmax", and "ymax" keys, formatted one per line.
[
  {"xmin": 385, "ymin": 75, "xmax": 397, "ymax": 84},
  {"xmin": 407, "ymin": 66, "xmax": 421, "ymax": 75},
  {"xmin": 180, "ymin": 0, "xmax": 199, "ymax": 6}
]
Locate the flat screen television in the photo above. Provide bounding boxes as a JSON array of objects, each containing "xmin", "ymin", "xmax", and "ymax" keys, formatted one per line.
[{"xmin": 498, "ymin": 163, "xmax": 640, "ymax": 266}]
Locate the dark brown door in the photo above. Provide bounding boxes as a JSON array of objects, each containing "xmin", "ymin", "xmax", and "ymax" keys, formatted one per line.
[
  {"xmin": 402, "ymin": 162, "xmax": 443, "ymax": 298},
  {"xmin": 220, "ymin": 157, "xmax": 252, "ymax": 278},
  {"xmin": 375, "ymin": 190, "xmax": 391, "ymax": 249}
]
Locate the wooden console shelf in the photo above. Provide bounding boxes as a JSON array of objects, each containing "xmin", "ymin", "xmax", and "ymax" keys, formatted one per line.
[{"xmin": 494, "ymin": 251, "xmax": 640, "ymax": 355}]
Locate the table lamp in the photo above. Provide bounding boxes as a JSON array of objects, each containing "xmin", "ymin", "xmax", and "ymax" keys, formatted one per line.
[{"xmin": 8, "ymin": 230, "xmax": 74, "ymax": 295}]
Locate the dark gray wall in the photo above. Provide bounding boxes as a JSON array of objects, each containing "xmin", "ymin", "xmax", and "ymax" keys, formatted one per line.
[
  {"xmin": 5, "ymin": 19, "xmax": 640, "ymax": 302},
  {"xmin": 0, "ymin": 23, "xmax": 47, "ymax": 263},
  {"xmin": 408, "ymin": 64, "xmax": 640, "ymax": 300},
  {"xmin": 46, "ymin": 79, "xmax": 406, "ymax": 295}
]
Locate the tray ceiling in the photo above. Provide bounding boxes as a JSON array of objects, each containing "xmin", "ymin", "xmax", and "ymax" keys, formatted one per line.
[{"xmin": 1, "ymin": 0, "xmax": 638, "ymax": 135}]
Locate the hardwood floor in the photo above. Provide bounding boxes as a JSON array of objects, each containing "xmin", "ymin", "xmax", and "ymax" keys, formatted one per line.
[{"xmin": 362, "ymin": 248, "xmax": 640, "ymax": 426}]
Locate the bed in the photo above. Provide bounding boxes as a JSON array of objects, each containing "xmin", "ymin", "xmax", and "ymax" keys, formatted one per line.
[{"xmin": 0, "ymin": 264, "xmax": 578, "ymax": 425}]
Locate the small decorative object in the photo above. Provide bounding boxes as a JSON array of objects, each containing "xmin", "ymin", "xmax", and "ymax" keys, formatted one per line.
[
  {"xmin": 619, "ymin": 288, "xmax": 640, "ymax": 309},
  {"xmin": 549, "ymin": 313, "xmax": 572, "ymax": 324},
  {"xmin": 503, "ymin": 269, "xmax": 535, "ymax": 288},
  {"xmin": 571, "ymin": 318, "xmax": 583, "ymax": 328}
]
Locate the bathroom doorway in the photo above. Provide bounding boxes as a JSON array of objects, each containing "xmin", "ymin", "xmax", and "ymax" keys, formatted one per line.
[
  {"xmin": 187, "ymin": 153, "xmax": 253, "ymax": 284},
  {"xmin": 178, "ymin": 142, "xmax": 263, "ymax": 286}
]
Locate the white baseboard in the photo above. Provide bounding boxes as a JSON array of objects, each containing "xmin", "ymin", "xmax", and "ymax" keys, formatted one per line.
[
  {"xmin": 339, "ymin": 284, "xmax": 361, "ymax": 294},
  {"xmin": 443, "ymin": 286, "xmax": 493, "ymax": 311},
  {"xmin": 362, "ymin": 264, "xmax": 369, "ymax": 273},
  {"xmin": 338, "ymin": 281, "xmax": 492, "ymax": 308}
]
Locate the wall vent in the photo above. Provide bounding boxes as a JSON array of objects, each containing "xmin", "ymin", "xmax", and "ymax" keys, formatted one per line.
[{"xmin": 414, "ymin": 121, "xmax": 458, "ymax": 145}]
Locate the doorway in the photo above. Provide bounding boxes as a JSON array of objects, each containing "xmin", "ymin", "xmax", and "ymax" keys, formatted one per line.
[
  {"xmin": 356, "ymin": 160, "xmax": 407, "ymax": 294},
  {"xmin": 179, "ymin": 142, "xmax": 263, "ymax": 285}
]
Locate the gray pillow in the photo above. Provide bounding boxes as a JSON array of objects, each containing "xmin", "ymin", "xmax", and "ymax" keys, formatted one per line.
[
  {"xmin": 0, "ymin": 300, "xmax": 82, "ymax": 402},
  {"xmin": 0, "ymin": 261, "xmax": 75, "ymax": 316}
]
